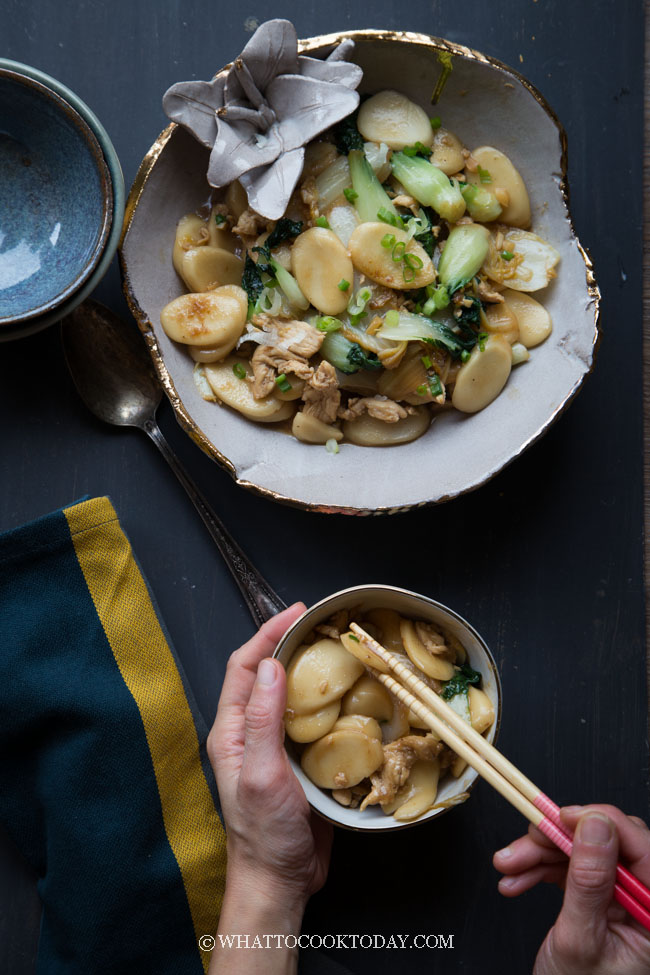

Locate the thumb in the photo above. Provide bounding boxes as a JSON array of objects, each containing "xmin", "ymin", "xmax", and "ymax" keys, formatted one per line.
[
  {"xmin": 241, "ymin": 658, "xmax": 287, "ymax": 775},
  {"xmin": 555, "ymin": 812, "xmax": 618, "ymax": 949}
]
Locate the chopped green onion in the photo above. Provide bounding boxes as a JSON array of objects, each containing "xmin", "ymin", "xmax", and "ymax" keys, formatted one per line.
[
  {"xmin": 430, "ymin": 116, "xmax": 442, "ymax": 129},
  {"xmin": 402, "ymin": 141, "xmax": 433, "ymax": 158},
  {"xmin": 428, "ymin": 373, "xmax": 443, "ymax": 397},
  {"xmin": 432, "ymin": 285, "xmax": 450, "ymax": 309},
  {"xmin": 377, "ymin": 206, "xmax": 406, "ymax": 230},
  {"xmin": 421, "ymin": 355, "xmax": 432, "ymax": 369},
  {"xmin": 403, "ymin": 253, "xmax": 424, "ymax": 270},
  {"xmin": 347, "ymin": 287, "xmax": 372, "ymax": 325},
  {"xmin": 416, "ymin": 384, "xmax": 428, "ymax": 396},
  {"xmin": 381, "ymin": 233, "xmax": 396, "ymax": 249},
  {"xmin": 325, "ymin": 438, "xmax": 339, "ymax": 455},
  {"xmin": 232, "ymin": 363, "xmax": 246, "ymax": 379},
  {"xmin": 337, "ymin": 279, "xmax": 350, "ymax": 291},
  {"xmin": 477, "ymin": 165, "xmax": 492, "ymax": 184},
  {"xmin": 501, "ymin": 250, "xmax": 514, "ymax": 261},
  {"xmin": 461, "ymin": 350, "xmax": 471, "ymax": 363},
  {"xmin": 392, "ymin": 241, "xmax": 406, "ymax": 262},
  {"xmin": 343, "ymin": 187, "xmax": 358, "ymax": 203},
  {"xmin": 315, "ymin": 216, "xmax": 330, "ymax": 229},
  {"xmin": 384, "ymin": 309, "xmax": 400, "ymax": 328},
  {"xmin": 214, "ymin": 213, "xmax": 226, "ymax": 225},
  {"xmin": 403, "ymin": 266, "xmax": 416, "ymax": 283},
  {"xmin": 478, "ymin": 332, "xmax": 488, "ymax": 352},
  {"xmin": 316, "ymin": 316, "xmax": 343, "ymax": 333},
  {"xmin": 348, "ymin": 634, "xmax": 360, "ymax": 643},
  {"xmin": 275, "ymin": 373, "xmax": 292, "ymax": 392}
]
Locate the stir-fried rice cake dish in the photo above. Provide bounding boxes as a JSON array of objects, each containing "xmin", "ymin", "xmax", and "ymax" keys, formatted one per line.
[
  {"xmin": 161, "ymin": 89, "xmax": 559, "ymax": 449},
  {"xmin": 283, "ymin": 605, "xmax": 495, "ymax": 822}
]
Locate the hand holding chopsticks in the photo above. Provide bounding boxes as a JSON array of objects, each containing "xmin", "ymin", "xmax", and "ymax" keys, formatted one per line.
[{"xmin": 349, "ymin": 622, "xmax": 650, "ymax": 934}]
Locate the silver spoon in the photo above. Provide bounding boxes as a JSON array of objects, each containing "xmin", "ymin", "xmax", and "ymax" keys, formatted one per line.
[{"xmin": 60, "ymin": 298, "xmax": 286, "ymax": 628}]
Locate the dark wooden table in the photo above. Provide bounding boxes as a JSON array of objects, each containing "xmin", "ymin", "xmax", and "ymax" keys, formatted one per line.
[{"xmin": 1, "ymin": 2, "xmax": 647, "ymax": 973}]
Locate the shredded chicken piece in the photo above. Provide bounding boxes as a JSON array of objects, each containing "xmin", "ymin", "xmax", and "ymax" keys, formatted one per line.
[
  {"xmin": 333, "ymin": 771, "xmax": 349, "ymax": 788},
  {"xmin": 456, "ymin": 215, "xmax": 475, "ymax": 226},
  {"xmin": 232, "ymin": 208, "xmax": 267, "ymax": 239},
  {"xmin": 360, "ymin": 735, "xmax": 443, "ymax": 810},
  {"xmin": 300, "ymin": 177, "xmax": 320, "ymax": 222},
  {"xmin": 391, "ymin": 194, "xmax": 419, "ymax": 214},
  {"xmin": 251, "ymin": 315, "xmax": 325, "ymax": 358},
  {"xmin": 302, "ymin": 361, "xmax": 341, "ymax": 424},
  {"xmin": 338, "ymin": 396, "xmax": 412, "ymax": 423},
  {"xmin": 494, "ymin": 187, "xmax": 510, "ymax": 208},
  {"xmin": 278, "ymin": 321, "xmax": 324, "ymax": 358},
  {"xmin": 315, "ymin": 608, "xmax": 349, "ymax": 639},
  {"xmin": 415, "ymin": 621, "xmax": 449, "ymax": 657},
  {"xmin": 477, "ymin": 279, "xmax": 505, "ymax": 303},
  {"xmin": 251, "ymin": 346, "xmax": 313, "ymax": 399}
]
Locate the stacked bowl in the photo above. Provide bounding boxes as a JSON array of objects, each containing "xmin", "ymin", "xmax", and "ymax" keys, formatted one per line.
[{"xmin": 0, "ymin": 59, "xmax": 124, "ymax": 341}]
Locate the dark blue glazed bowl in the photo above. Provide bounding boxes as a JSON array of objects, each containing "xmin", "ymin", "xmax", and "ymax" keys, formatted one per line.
[{"xmin": 0, "ymin": 66, "xmax": 114, "ymax": 331}]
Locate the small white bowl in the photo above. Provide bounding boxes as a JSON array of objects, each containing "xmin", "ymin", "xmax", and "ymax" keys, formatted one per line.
[{"xmin": 273, "ymin": 584, "xmax": 502, "ymax": 832}]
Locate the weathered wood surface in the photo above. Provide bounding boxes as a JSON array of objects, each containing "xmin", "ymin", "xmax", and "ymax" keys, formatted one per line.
[{"xmin": 0, "ymin": 1, "xmax": 646, "ymax": 972}]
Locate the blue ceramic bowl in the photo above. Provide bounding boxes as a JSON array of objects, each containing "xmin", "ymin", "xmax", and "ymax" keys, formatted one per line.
[
  {"xmin": 0, "ymin": 67, "xmax": 113, "ymax": 328},
  {"xmin": 0, "ymin": 61, "xmax": 125, "ymax": 341}
]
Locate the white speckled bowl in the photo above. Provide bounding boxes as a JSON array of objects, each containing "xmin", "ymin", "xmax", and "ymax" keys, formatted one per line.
[
  {"xmin": 120, "ymin": 30, "xmax": 600, "ymax": 514},
  {"xmin": 273, "ymin": 584, "xmax": 502, "ymax": 832}
]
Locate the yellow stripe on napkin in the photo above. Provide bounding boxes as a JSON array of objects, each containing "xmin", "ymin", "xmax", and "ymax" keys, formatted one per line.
[{"xmin": 65, "ymin": 497, "xmax": 225, "ymax": 971}]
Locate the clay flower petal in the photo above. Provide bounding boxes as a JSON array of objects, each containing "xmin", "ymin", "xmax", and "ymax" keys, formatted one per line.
[
  {"xmin": 239, "ymin": 148, "xmax": 306, "ymax": 220},
  {"xmin": 207, "ymin": 118, "xmax": 283, "ymax": 188},
  {"xmin": 225, "ymin": 19, "xmax": 299, "ymax": 104},
  {"xmin": 162, "ymin": 18, "xmax": 362, "ymax": 218},
  {"xmin": 162, "ymin": 77, "xmax": 225, "ymax": 148},
  {"xmin": 264, "ymin": 74, "xmax": 360, "ymax": 151}
]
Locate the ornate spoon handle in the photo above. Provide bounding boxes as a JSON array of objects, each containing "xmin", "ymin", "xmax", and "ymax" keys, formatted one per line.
[{"xmin": 144, "ymin": 418, "xmax": 286, "ymax": 628}]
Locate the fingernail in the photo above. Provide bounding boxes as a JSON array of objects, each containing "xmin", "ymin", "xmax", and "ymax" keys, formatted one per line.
[
  {"xmin": 562, "ymin": 805, "xmax": 583, "ymax": 815},
  {"xmin": 499, "ymin": 876, "xmax": 517, "ymax": 890},
  {"xmin": 495, "ymin": 845, "xmax": 513, "ymax": 860},
  {"xmin": 257, "ymin": 659, "xmax": 276, "ymax": 686},
  {"xmin": 578, "ymin": 813, "xmax": 613, "ymax": 846}
]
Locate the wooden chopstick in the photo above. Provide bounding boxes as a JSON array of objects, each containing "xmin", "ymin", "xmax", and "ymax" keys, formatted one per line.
[{"xmin": 349, "ymin": 623, "xmax": 650, "ymax": 932}]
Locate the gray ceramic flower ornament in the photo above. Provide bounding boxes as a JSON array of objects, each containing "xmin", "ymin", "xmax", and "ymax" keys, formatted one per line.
[{"xmin": 163, "ymin": 19, "xmax": 362, "ymax": 219}]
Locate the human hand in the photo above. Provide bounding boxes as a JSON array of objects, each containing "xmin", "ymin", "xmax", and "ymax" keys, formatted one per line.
[
  {"xmin": 493, "ymin": 805, "xmax": 650, "ymax": 974},
  {"xmin": 208, "ymin": 603, "xmax": 333, "ymax": 916}
]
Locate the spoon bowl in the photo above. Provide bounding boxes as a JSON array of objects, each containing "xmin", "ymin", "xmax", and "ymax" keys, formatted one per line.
[{"xmin": 62, "ymin": 299, "xmax": 161, "ymax": 428}]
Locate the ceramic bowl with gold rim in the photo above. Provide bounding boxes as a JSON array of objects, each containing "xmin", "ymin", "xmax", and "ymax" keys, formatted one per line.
[
  {"xmin": 272, "ymin": 584, "xmax": 502, "ymax": 832},
  {"xmin": 120, "ymin": 30, "xmax": 600, "ymax": 515}
]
